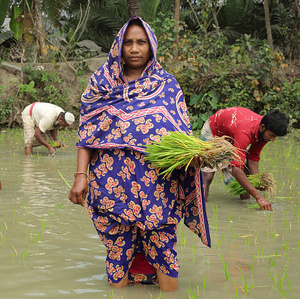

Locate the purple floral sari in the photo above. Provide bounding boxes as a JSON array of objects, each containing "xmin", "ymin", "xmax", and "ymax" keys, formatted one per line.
[{"xmin": 76, "ymin": 16, "xmax": 210, "ymax": 283}]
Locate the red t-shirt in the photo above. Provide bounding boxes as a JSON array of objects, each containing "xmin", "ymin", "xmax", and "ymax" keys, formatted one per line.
[{"xmin": 209, "ymin": 107, "xmax": 266, "ymax": 169}]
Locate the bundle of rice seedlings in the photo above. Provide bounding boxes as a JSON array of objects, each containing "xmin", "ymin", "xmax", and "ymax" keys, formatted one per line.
[
  {"xmin": 228, "ymin": 172, "xmax": 276, "ymax": 196},
  {"xmin": 47, "ymin": 140, "xmax": 66, "ymax": 148},
  {"xmin": 145, "ymin": 131, "xmax": 241, "ymax": 177}
]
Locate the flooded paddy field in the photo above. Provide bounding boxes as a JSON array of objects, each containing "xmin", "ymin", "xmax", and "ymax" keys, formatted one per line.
[{"xmin": 0, "ymin": 129, "xmax": 299, "ymax": 298}]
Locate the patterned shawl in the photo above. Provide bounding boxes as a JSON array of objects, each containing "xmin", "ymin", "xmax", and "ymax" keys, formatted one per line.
[
  {"xmin": 77, "ymin": 16, "xmax": 210, "ymax": 248},
  {"xmin": 77, "ymin": 16, "xmax": 191, "ymax": 152}
]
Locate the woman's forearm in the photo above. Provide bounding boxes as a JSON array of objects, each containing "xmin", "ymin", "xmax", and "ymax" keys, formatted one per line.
[{"xmin": 76, "ymin": 148, "xmax": 94, "ymax": 173}]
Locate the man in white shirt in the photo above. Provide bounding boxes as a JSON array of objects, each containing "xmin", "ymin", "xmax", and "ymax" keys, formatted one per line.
[{"xmin": 21, "ymin": 102, "xmax": 75, "ymax": 155}]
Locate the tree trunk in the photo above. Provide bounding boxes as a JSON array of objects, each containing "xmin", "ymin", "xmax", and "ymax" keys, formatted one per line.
[
  {"xmin": 212, "ymin": 1, "xmax": 220, "ymax": 34},
  {"xmin": 174, "ymin": 0, "xmax": 180, "ymax": 60},
  {"xmin": 174, "ymin": 0, "xmax": 180, "ymax": 22},
  {"xmin": 264, "ymin": 0, "xmax": 273, "ymax": 50},
  {"xmin": 127, "ymin": 0, "xmax": 140, "ymax": 17},
  {"xmin": 23, "ymin": 0, "xmax": 35, "ymax": 43},
  {"xmin": 295, "ymin": 0, "xmax": 300, "ymax": 20},
  {"xmin": 34, "ymin": 0, "xmax": 47, "ymax": 57}
]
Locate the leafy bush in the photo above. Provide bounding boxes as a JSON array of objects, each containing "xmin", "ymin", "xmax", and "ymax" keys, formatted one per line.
[
  {"xmin": 21, "ymin": 67, "xmax": 70, "ymax": 108},
  {"xmin": 0, "ymin": 84, "xmax": 13, "ymax": 122},
  {"xmin": 153, "ymin": 16, "xmax": 300, "ymax": 130}
]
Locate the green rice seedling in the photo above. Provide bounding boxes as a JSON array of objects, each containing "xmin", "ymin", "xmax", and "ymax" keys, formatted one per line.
[
  {"xmin": 268, "ymin": 249, "xmax": 278, "ymax": 266},
  {"xmin": 181, "ymin": 232, "xmax": 186, "ymax": 247},
  {"xmin": 293, "ymin": 240, "xmax": 300, "ymax": 257},
  {"xmin": 109, "ymin": 289, "xmax": 115, "ymax": 299},
  {"xmin": 145, "ymin": 132, "xmax": 241, "ymax": 177},
  {"xmin": 221, "ymin": 253, "xmax": 230, "ymax": 281},
  {"xmin": 251, "ymin": 256, "xmax": 256, "ymax": 272},
  {"xmin": 240, "ymin": 269, "xmax": 254, "ymax": 294},
  {"xmin": 0, "ymin": 231, "xmax": 4, "ymax": 244},
  {"xmin": 277, "ymin": 273, "xmax": 287, "ymax": 297},
  {"xmin": 256, "ymin": 244, "xmax": 265, "ymax": 256},
  {"xmin": 11, "ymin": 245, "xmax": 18, "ymax": 259},
  {"xmin": 58, "ymin": 170, "xmax": 71, "ymax": 189},
  {"xmin": 268, "ymin": 267, "xmax": 289, "ymax": 296},
  {"xmin": 47, "ymin": 140, "xmax": 65, "ymax": 148},
  {"xmin": 199, "ymin": 250, "xmax": 210, "ymax": 266},
  {"xmin": 284, "ymin": 268, "xmax": 293, "ymax": 297},
  {"xmin": 217, "ymin": 234, "xmax": 224, "ymax": 248},
  {"xmin": 0, "ymin": 222, "xmax": 7, "ymax": 245},
  {"xmin": 233, "ymin": 279, "xmax": 239, "ymax": 299},
  {"xmin": 244, "ymin": 236, "xmax": 250, "ymax": 249},
  {"xmin": 212, "ymin": 204, "xmax": 218, "ymax": 217},
  {"xmin": 228, "ymin": 172, "xmax": 276, "ymax": 197},
  {"xmin": 231, "ymin": 228, "xmax": 236, "ymax": 238},
  {"xmin": 187, "ymin": 281, "xmax": 199, "ymax": 299},
  {"xmin": 22, "ymin": 248, "xmax": 28, "ymax": 259},
  {"xmin": 213, "ymin": 217, "xmax": 218, "ymax": 231}
]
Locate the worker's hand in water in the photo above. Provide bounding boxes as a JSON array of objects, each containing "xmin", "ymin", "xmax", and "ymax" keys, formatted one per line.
[
  {"xmin": 257, "ymin": 196, "xmax": 272, "ymax": 211},
  {"xmin": 48, "ymin": 146, "xmax": 56, "ymax": 157}
]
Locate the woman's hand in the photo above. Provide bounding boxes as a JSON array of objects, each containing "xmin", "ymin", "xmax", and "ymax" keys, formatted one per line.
[
  {"xmin": 189, "ymin": 154, "xmax": 202, "ymax": 168},
  {"xmin": 190, "ymin": 155, "xmax": 213, "ymax": 169},
  {"xmin": 69, "ymin": 175, "xmax": 88, "ymax": 207}
]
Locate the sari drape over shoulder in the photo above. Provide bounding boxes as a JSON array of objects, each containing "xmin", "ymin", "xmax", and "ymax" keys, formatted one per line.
[{"xmin": 77, "ymin": 16, "xmax": 210, "ymax": 248}]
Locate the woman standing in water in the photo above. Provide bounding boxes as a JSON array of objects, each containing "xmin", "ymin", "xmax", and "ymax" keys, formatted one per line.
[{"xmin": 69, "ymin": 16, "xmax": 210, "ymax": 291}]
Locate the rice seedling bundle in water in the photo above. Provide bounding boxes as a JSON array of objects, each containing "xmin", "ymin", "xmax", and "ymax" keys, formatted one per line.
[
  {"xmin": 145, "ymin": 131, "xmax": 240, "ymax": 177},
  {"xmin": 47, "ymin": 141, "xmax": 66, "ymax": 148},
  {"xmin": 228, "ymin": 172, "xmax": 276, "ymax": 196}
]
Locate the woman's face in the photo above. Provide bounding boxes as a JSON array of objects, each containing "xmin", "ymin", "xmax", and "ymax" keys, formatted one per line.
[{"xmin": 121, "ymin": 24, "xmax": 151, "ymax": 73}]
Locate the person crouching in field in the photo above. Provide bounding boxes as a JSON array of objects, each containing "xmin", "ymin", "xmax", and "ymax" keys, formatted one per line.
[
  {"xmin": 21, "ymin": 102, "xmax": 75, "ymax": 156},
  {"xmin": 201, "ymin": 107, "xmax": 289, "ymax": 211}
]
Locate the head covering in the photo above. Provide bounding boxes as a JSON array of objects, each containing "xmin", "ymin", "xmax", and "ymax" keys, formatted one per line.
[
  {"xmin": 65, "ymin": 112, "xmax": 75, "ymax": 125},
  {"xmin": 77, "ymin": 16, "xmax": 191, "ymax": 152}
]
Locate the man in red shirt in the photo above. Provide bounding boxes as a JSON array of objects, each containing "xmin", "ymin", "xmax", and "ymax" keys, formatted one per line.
[{"xmin": 201, "ymin": 107, "xmax": 289, "ymax": 211}]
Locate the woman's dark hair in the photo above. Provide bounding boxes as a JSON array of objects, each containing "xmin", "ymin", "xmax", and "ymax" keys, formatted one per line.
[
  {"xmin": 260, "ymin": 109, "xmax": 289, "ymax": 136},
  {"xmin": 127, "ymin": 18, "xmax": 144, "ymax": 29}
]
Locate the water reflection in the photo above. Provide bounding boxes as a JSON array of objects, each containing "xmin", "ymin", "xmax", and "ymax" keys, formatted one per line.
[{"xmin": 0, "ymin": 130, "xmax": 300, "ymax": 298}]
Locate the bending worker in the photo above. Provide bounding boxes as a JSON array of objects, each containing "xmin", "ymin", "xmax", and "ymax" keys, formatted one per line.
[
  {"xmin": 201, "ymin": 107, "xmax": 289, "ymax": 211},
  {"xmin": 21, "ymin": 102, "xmax": 75, "ymax": 156}
]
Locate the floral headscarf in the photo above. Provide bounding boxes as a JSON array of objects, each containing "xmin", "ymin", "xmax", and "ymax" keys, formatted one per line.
[{"xmin": 77, "ymin": 16, "xmax": 192, "ymax": 152}]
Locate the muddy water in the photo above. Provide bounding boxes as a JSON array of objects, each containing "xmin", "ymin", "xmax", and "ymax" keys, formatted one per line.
[{"xmin": 0, "ymin": 129, "xmax": 299, "ymax": 298}]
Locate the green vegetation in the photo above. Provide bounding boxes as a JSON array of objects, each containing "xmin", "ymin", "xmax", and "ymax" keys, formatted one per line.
[
  {"xmin": 0, "ymin": 0, "xmax": 299, "ymax": 130},
  {"xmin": 146, "ymin": 132, "xmax": 240, "ymax": 177},
  {"xmin": 153, "ymin": 15, "xmax": 300, "ymax": 130},
  {"xmin": 228, "ymin": 172, "xmax": 277, "ymax": 196}
]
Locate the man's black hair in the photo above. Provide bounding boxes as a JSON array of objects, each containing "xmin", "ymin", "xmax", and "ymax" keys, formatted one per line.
[
  {"xmin": 59, "ymin": 112, "xmax": 66, "ymax": 122},
  {"xmin": 260, "ymin": 109, "xmax": 289, "ymax": 136}
]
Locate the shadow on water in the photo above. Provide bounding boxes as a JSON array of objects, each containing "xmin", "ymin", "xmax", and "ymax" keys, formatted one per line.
[{"xmin": 0, "ymin": 129, "xmax": 300, "ymax": 298}]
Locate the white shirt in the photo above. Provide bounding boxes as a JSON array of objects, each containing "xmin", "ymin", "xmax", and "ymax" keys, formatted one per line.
[{"xmin": 31, "ymin": 103, "xmax": 64, "ymax": 133}]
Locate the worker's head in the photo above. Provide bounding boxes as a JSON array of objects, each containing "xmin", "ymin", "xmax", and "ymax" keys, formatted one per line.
[
  {"xmin": 258, "ymin": 109, "xmax": 289, "ymax": 143},
  {"xmin": 57, "ymin": 112, "xmax": 75, "ymax": 128}
]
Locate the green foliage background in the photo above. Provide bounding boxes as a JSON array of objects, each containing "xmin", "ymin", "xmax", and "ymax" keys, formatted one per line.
[
  {"xmin": 151, "ymin": 14, "xmax": 300, "ymax": 131},
  {"xmin": 0, "ymin": 0, "xmax": 299, "ymax": 129}
]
